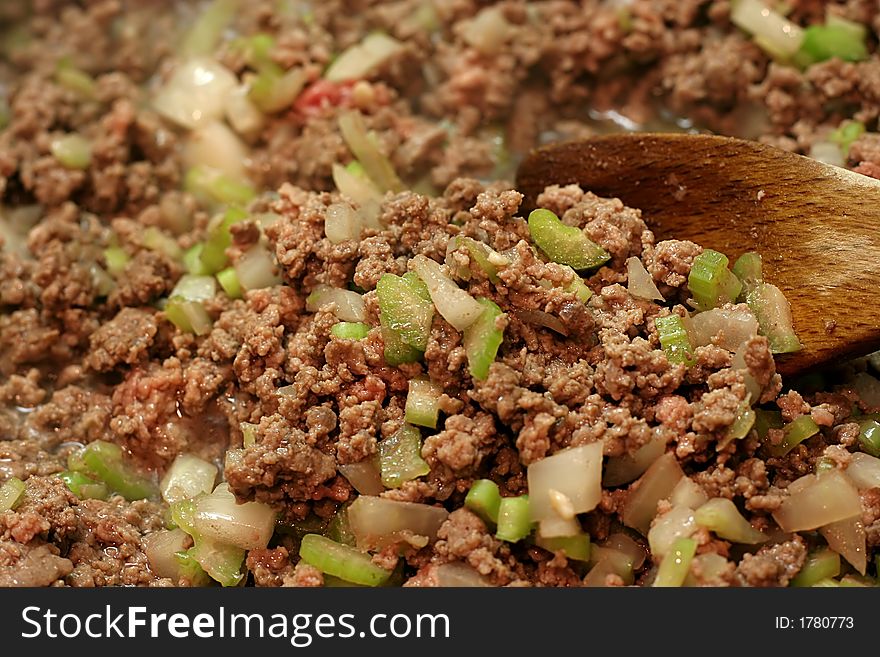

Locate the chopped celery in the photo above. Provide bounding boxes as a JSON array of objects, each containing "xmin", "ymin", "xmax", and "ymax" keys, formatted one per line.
[
  {"xmin": 165, "ymin": 297, "xmax": 213, "ymax": 335},
  {"xmin": 234, "ymin": 33, "xmax": 276, "ymax": 69},
  {"xmin": 216, "ymin": 267, "xmax": 242, "ymax": 299},
  {"xmin": 181, "ymin": 0, "xmax": 238, "ymax": 57},
  {"xmin": 754, "ymin": 408, "xmax": 784, "ymax": 439},
  {"xmin": 327, "ymin": 505, "xmax": 356, "ymax": 547},
  {"xmin": 462, "ymin": 297, "xmax": 504, "ymax": 381},
  {"xmin": 858, "ymin": 419, "xmax": 880, "ymax": 458},
  {"xmin": 331, "ymin": 322, "xmax": 371, "ymax": 340},
  {"xmin": 55, "ymin": 58, "xmax": 96, "ymax": 99},
  {"xmin": 563, "ymin": 266, "xmax": 593, "ymax": 303},
  {"xmin": 50, "ymin": 134, "xmax": 91, "ymax": 170},
  {"xmin": 724, "ymin": 404, "xmax": 756, "ymax": 444},
  {"xmin": 381, "ymin": 326, "xmax": 424, "ymax": 366},
  {"xmin": 528, "ymin": 209, "xmax": 610, "ymax": 271},
  {"xmin": 185, "ymin": 165, "xmax": 256, "ymax": 208},
  {"xmin": 59, "ymin": 470, "xmax": 108, "ymax": 500},
  {"xmin": 378, "ymin": 424, "xmax": 429, "ymax": 489},
  {"xmin": 688, "ymin": 249, "xmax": 742, "ymax": 311},
  {"xmin": 799, "ymin": 23, "xmax": 868, "ymax": 65},
  {"xmin": 0, "ymin": 477, "xmax": 25, "ymax": 512},
  {"xmin": 731, "ymin": 251, "xmax": 763, "ymax": 296},
  {"xmin": 338, "ymin": 111, "xmax": 403, "ymax": 194},
  {"xmin": 465, "ymin": 479, "xmax": 502, "ymax": 525},
  {"xmin": 143, "ymin": 226, "xmax": 183, "ymax": 261},
  {"xmin": 766, "ymin": 414, "xmax": 820, "ymax": 457},
  {"xmin": 655, "ymin": 314, "xmax": 694, "ymax": 366},
  {"xmin": 71, "ymin": 440, "xmax": 158, "ymax": 501},
  {"xmin": 376, "ymin": 272, "xmax": 434, "ymax": 357},
  {"xmin": 199, "ymin": 207, "xmax": 248, "ymax": 274},
  {"xmin": 747, "ymin": 282, "xmax": 802, "ymax": 353},
  {"xmin": 405, "ymin": 378, "xmax": 442, "ymax": 429},
  {"xmin": 829, "ymin": 120, "xmax": 865, "ymax": 154},
  {"xmin": 810, "ymin": 578, "xmax": 839, "ymax": 587},
  {"xmin": 536, "ymin": 532, "xmax": 591, "ymax": 562},
  {"xmin": 814, "ymin": 456, "xmax": 836, "ymax": 473},
  {"xmin": 170, "ymin": 498, "xmax": 200, "ymax": 536},
  {"xmin": 299, "ymin": 534, "xmax": 391, "ymax": 587},
  {"xmin": 694, "ymin": 498, "xmax": 766, "ymax": 544},
  {"xmin": 791, "ymin": 548, "xmax": 840, "ymax": 587},
  {"xmin": 448, "ymin": 236, "xmax": 501, "ymax": 284},
  {"xmin": 652, "ymin": 537, "xmax": 696, "ymax": 587},
  {"xmin": 103, "ymin": 246, "xmax": 130, "ymax": 277},
  {"xmin": 183, "ymin": 244, "xmax": 210, "ymax": 275},
  {"xmin": 174, "ymin": 550, "xmax": 211, "ymax": 586},
  {"xmin": 495, "ymin": 495, "xmax": 532, "ymax": 543},
  {"xmin": 186, "ymin": 540, "xmax": 245, "ymax": 587},
  {"xmin": 249, "ymin": 66, "xmax": 307, "ymax": 114}
]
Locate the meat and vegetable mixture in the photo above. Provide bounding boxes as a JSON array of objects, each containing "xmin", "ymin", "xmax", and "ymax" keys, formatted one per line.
[{"xmin": 2, "ymin": 0, "xmax": 880, "ymax": 588}]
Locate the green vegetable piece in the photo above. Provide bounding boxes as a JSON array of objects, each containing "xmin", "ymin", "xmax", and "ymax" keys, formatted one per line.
[
  {"xmin": 299, "ymin": 534, "xmax": 392, "ymax": 587},
  {"xmin": 814, "ymin": 456, "xmax": 837, "ymax": 473},
  {"xmin": 181, "ymin": 0, "xmax": 239, "ymax": 58},
  {"xmin": 694, "ymin": 498, "xmax": 766, "ymax": 544},
  {"xmin": 377, "ymin": 272, "xmax": 434, "ymax": 354},
  {"xmin": 330, "ymin": 322, "xmax": 370, "ymax": 340},
  {"xmin": 495, "ymin": 495, "xmax": 532, "ymax": 543},
  {"xmin": 73, "ymin": 440, "xmax": 159, "ymax": 501},
  {"xmin": 810, "ymin": 578, "xmax": 840, "ymax": 587},
  {"xmin": 183, "ymin": 244, "xmax": 209, "ymax": 275},
  {"xmin": 404, "ymin": 378, "xmax": 442, "ymax": 429},
  {"xmin": 829, "ymin": 120, "xmax": 865, "ymax": 155},
  {"xmin": 170, "ymin": 498, "xmax": 200, "ymax": 537},
  {"xmin": 378, "ymin": 424, "xmax": 429, "ymax": 489},
  {"xmin": 449, "ymin": 236, "xmax": 501, "ymax": 284},
  {"xmin": 799, "ymin": 24, "xmax": 868, "ymax": 65},
  {"xmin": 327, "ymin": 505, "xmax": 356, "ymax": 547},
  {"xmin": 165, "ymin": 297, "xmax": 213, "ymax": 335},
  {"xmin": 0, "ymin": 477, "xmax": 25, "ymax": 512},
  {"xmin": 563, "ymin": 265, "xmax": 593, "ymax": 303},
  {"xmin": 754, "ymin": 408, "xmax": 784, "ymax": 439},
  {"xmin": 249, "ymin": 65, "xmax": 306, "ymax": 114},
  {"xmin": 55, "ymin": 58, "xmax": 96, "ymax": 99},
  {"xmin": 59, "ymin": 470, "xmax": 108, "ymax": 500},
  {"xmin": 185, "ymin": 166, "xmax": 256, "ymax": 209},
  {"xmin": 186, "ymin": 540, "xmax": 245, "ymax": 587},
  {"xmin": 791, "ymin": 549, "xmax": 840, "ymax": 587},
  {"xmin": 241, "ymin": 422, "xmax": 258, "ymax": 448},
  {"xmin": 463, "ymin": 297, "xmax": 504, "ymax": 381},
  {"xmin": 766, "ymin": 414, "xmax": 821, "ymax": 457},
  {"xmin": 528, "ymin": 209, "xmax": 610, "ymax": 271},
  {"xmin": 536, "ymin": 532, "xmax": 591, "ymax": 562},
  {"xmin": 731, "ymin": 251, "xmax": 763, "ymax": 297},
  {"xmin": 235, "ymin": 33, "xmax": 276, "ymax": 69},
  {"xmin": 746, "ymin": 282, "xmax": 802, "ymax": 353},
  {"xmin": 655, "ymin": 314, "xmax": 694, "ymax": 366},
  {"xmin": 198, "ymin": 207, "xmax": 248, "ymax": 274},
  {"xmin": 653, "ymin": 537, "xmax": 697, "ymax": 587},
  {"xmin": 465, "ymin": 479, "xmax": 502, "ymax": 525},
  {"xmin": 143, "ymin": 226, "xmax": 183, "ymax": 261},
  {"xmin": 858, "ymin": 419, "xmax": 880, "ymax": 458},
  {"xmin": 216, "ymin": 267, "xmax": 242, "ymax": 299},
  {"xmin": 173, "ymin": 550, "xmax": 211, "ymax": 586},
  {"xmin": 380, "ymin": 326, "xmax": 424, "ymax": 366},
  {"xmin": 688, "ymin": 249, "xmax": 742, "ymax": 311},
  {"xmin": 103, "ymin": 246, "xmax": 130, "ymax": 277},
  {"xmin": 51, "ymin": 134, "xmax": 91, "ymax": 170}
]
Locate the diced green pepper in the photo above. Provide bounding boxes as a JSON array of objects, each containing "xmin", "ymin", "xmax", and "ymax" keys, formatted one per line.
[
  {"xmin": 299, "ymin": 534, "xmax": 391, "ymax": 587},
  {"xmin": 465, "ymin": 479, "xmax": 502, "ymax": 525},
  {"xmin": 71, "ymin": 440, "xmax": 159, "ymax": 501},
  {"xmin": 462, "ymin": 297, "xmax": 504, "ymax": 381},
  {"xmin": 655, "ymin": 314, "xmax": 694, "ymax": 366},
  {"xmin": 330, "ymin": 322, "xmax": 371, "ymax": 340},
  {"xmin": 528, "ymin": 209, "xmax": 610, "ymax": 271},
  {"xmin": 495, "ymin": 495, "xmax": 532, "ymax": 543},
  {"xmin": 378, "ymin": 424, "xmax": 429, "ymax": 489},
  {"xmin": 59, "ymin": 470, "xmax": 108, "ymax": 500},
  {"xmin": 688, "ymin": 249, "xmax": 742, "ymax": 311}
]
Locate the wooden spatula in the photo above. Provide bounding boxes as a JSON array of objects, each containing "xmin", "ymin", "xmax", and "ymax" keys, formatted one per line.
[{"xmin": 515, "ymin": 133, "xmax": 880, "ymax": 378}]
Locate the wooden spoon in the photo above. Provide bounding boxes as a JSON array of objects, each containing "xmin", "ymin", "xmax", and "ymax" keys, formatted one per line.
[{"xmin": 515, "ymin": 133, "xmax": 880, "ymax": 378}]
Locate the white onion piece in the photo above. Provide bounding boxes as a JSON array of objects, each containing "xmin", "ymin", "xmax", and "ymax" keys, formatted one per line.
[
  {"xmin": 820, "ymin": 515, "xmax": 866, "ymax": 575},
  {"xmin": 160, "ymin": 453, "xmax": 218, "ymax": 505},
  {"xmin": 626, "ymin": 257, "xmax": 664, "ymax": 301},
  {"xmin": 338, "ymin": 460, "xmax": 384, "ymax": 496},
  {"xmin": 669, "ymin": 477, "xmax": 709, "ymax": 510},
  {"xmin": 528, "ymin": 443, "xmax": 603, "ymax": 537},
  {"xmin": 225, "ymin": 84, "xmax": 265, "ymax": 138},
  {"xmin": 338, "ymin": 111, "xmax": 403, "ymax": 193},
  {"xmin": 324, "ymin": 202, "xmax": 362, "ymax": 244},
  {"xmin": 582, "ymin": 559, "xmax": 617, "ymax": 587},
  {"xmin": 603, "ymin": 434, "xmax": 666, "ymax": 487},
  {"xmin": 512, "ymin": 309, "xmax": 568, "ymax": 336},
  {"xmin": 845, "ymin": 452, "xmax": 880, "ymax": 489},
  {"xmin": 694, "ymin": 497, "xmax": 766, "ymax": 544},
  {"xmin": 305, "ymin": 285, "xmax": 366, "ymax": 322},
  {"xmin": 325, "ymin": 32, "xmax": 405, "ymax": 82},
  {"xmin": 648, "ymin": 505, "xmax": 696, "ymax": 558},
  {"xmin": 183, "ymin": 121, "xmax": 249, "ymax": 181},
  {"xmin": 172, "ymin": 274, "xmax": 216, "ymax": 301},
  {"xmin": 850, "ymin": 372, "xmax": 880, "ymax": 410},
  {"xmin": 143, "ymin": 528, "xmax": 190, "ymax": 579},
  {"xmin": 730, "ymin": 0, "xmax": 804, "ymax": 57},
  {"xmin": 412, "ymin": 254, "xmax": 484, "ymax": 331},
  {"xmin": 331, "ymin": 163, "xmax": 383, "ymax": 227},
  {"xmin": 460, "ymin": 7, "xmax": 513, "ymax": 55},
  {"xmin": 235, "ymin": 245, "xmax": 282, "ymax": 291},
  {"xmin": 153, "ymin": 58, "xmax": 238, "ymax": 129},
  {"xmin": 690, "ymin": 306, "xmax": 759, "ymax": 351},
  {"xmin": 622, "ymin": 452, "xmax": 684, "ymax": 534},
  {"xmin": 537, "ymin": 515, "xmax": 582, "ymax": 539},
  {"xmin": 809, "ymin": 141, "xmax": 845, "ymax": 168},
  {"xmin": 602, "ymin": 532, "xmax": 647, "ymax": 570},
  {"xmin": 193, "ymin": 484, "xmax": 277, "ymax": 550},
  {"xmin": 435, "ymin": 562, "xmax": 492, "ymax": 587},
  {"xmin": 731, "ymin": 346, "xmax": 762, "ymax": 402},
  {"xmin": 348, "ymin": 496, "xmax": 449, "ymax": 550},
  {"xmin": 773, "ymin": 470, "xmax": 862, "ymax": 533}
]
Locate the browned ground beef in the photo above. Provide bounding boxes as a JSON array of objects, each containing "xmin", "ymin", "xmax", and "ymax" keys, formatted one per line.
[{"xmin": 1, "ymin": 0, "xmax": 880, "ymax": 588}]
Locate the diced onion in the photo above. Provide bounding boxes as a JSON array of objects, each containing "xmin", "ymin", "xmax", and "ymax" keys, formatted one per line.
[
  {"xmin": 143, "ymin": 528, "xmax": 190, "ymax": 579},
  {"xmin": 602, "ymin": 532, "xmax": 647, "ymax": 571},
  {"xmin": 193, "ymin": 484, "xmax": 277, "ymax": 550},
  {"xmin": 730, "ymin": 0, "xmax": 804, "ymax": 57},
  {"xmin": 690, "ymin": 306, "xmax": 759, "ymax": 351},
  {"xmin": 347, "ymin": 496, "xmax": 448, "ymax": 550},
  {"xmin": 669, "ymin": 477, "xmax": 709, "ymax": 510},
  {"xmin": 820, "ymin": 515, "xmax": 866, "ymax": 575},
  {"xmin": 512, "ymin": 309, "xmax": 568, "ymax": 336},
  {"xmin": 338, "ymin": 111, "xmax": 403, "ymax": 193},
  {"xmin": 325, "ymin": 32, "xmax": 404, "ymax": 82},
  {"xmin": 235, "ymin": 245, "xmax": 282, "ymax": 291},
  {"xmin": 773, "ymin": 470, "xmax": 862, "ymax": 533},
  {"xmin": 412, "ymin": 254, "xmax": 484, "ymax": 332},
  {"xmin": 160, "ymin": 454, "xmax": 218, "ymax": 505},
  {"xmin": 527, "ymin": 443, "xmax": 603, "ymax": 538},
  {"xmin": 850, "ymin": 372, "xmax": 880, "ymax": 410},
  {"xmin": 331, "ymin": 163, "xmax": 383, "ymax": 227},
  {"xmin": 225, "ymin": 84, "xmax": 265, "ymax": 138},
  {"xmin": 306, "ymin": 285, "xmax": 366, "ymax": 322},
  {"xmin": 338, "ymin": 460, "xmax": 384, "ymax": 496},
  {"xmin": 153, "ymin": 58, "xmax": 238, "ymax": 130},
  {"xmin": 183, "ymin": 121, "xmax": 249, "ymax": 181},
  {"xmin": 435, "ymin": 561, "xmax": 492, "ymax": 587},
  {"xmin": 809, "ymin": 141, "xmax": 845, "ymax": 167},
  {"xmin": 324, "ymin": 202, "xmax": 362, "ymax": 244},
  {"xmin": 626, "ymin": 257, "xmax": 664, "ymax": 302},
  {"xmin": 603, "ymin": 433, "xmax": 667, "ymax": 487},
  {"xmin": 648, "ymin": 505, "xmax": 696, "ymax": 558},
  {"xmin": 460, "ymin": 7, "xmax": 514, "ymax": 56},
  {"xmin": 845, "ymin": 452, "xmax": 880, "ymax": 489},
  {"xmin": 694, "ymin": 497, "xmax": 766, "ymax": 544},
  {"xmin": 171, "ymin": 274, "xmax": 217, "ymax": 301},
  {"xmin": 622, "ymin": 452, "xmax": 684, "ymax": 535}
]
